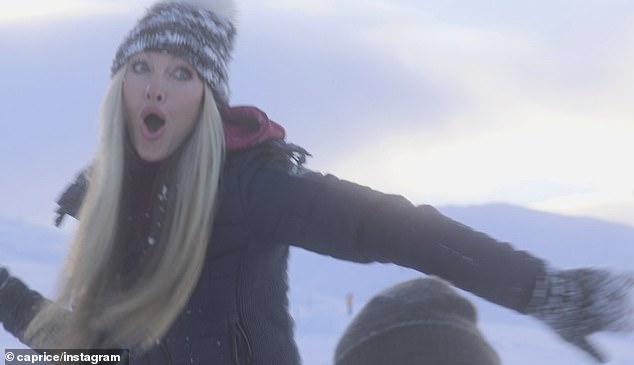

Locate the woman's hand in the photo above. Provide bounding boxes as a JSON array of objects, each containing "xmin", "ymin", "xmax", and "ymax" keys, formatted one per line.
[{"xmin": 526, "ymin": 268, "xmax": 634, "ymax": 363}]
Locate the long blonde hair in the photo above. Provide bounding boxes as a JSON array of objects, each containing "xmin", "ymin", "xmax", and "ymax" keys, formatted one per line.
[{"xmin": 26, "ymin": 68, "xmax": 225, "ymax": 350}]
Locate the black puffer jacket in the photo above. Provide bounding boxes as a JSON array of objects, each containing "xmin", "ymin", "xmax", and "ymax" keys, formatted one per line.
[{"xmin": 1, "ymin": 140, "xmax": 545, "ymax": 364}]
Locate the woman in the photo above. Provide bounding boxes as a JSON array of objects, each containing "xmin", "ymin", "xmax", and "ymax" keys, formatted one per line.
[{"xmin": 1, "ymin": 1, "xmax": 632, "ymax": 364}]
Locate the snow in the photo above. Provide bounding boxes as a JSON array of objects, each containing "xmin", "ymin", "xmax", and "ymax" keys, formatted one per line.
[{"xmin": 2, "ymin": 204, "xmax": 634, "ymax": 364}]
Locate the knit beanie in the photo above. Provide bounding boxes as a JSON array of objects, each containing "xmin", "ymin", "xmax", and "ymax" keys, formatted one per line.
[
  {"xmin": 334, "ymin": 277, "xmax": 501, "ymax": 365},
  {"xmin": 111, "ymin": 0, "xmax": 237, "ymax": 107}
]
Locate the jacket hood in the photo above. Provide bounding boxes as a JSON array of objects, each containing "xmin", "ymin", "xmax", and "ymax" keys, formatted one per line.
[{"xmin": 222, "ymin": 106, "xmax": 285, "ymax": 152}]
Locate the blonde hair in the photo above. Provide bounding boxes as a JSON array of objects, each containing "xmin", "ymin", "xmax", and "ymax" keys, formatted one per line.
[{"xmin": 26, "ymin": 68, "xmax": 225, "ymax": 350}]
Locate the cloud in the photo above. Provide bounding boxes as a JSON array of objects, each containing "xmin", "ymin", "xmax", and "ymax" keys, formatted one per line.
[
  {"xmin": 0, "ymin": 14, "xmax": 133, "ymax": 227},
  {"xmin": 273, "ymin": 1, "xmax": 634, "ymax": 226},
  {"xmin": 0, "ymin": 0, "xmax": 632, "ymax": 229},
  {"xmin": 0, "ymin": 1, "xmax": 138, "ymax": 23},
  {"xmin": 239, "ymin": 0, "xmax": 399, "ymax": 17}
]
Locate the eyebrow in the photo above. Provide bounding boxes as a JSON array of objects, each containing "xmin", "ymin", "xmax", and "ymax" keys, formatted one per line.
[{"xmin": 131, "ymin": 51, "xmax": 195, "ymax": 71}]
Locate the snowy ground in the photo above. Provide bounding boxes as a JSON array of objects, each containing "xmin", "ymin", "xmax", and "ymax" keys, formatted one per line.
[{"xmin": 2, "ymin": 205, "xmax": 634, "ymax": 364}]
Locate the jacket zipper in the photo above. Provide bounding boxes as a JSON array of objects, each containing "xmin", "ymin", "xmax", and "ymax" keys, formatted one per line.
[{"xmin": 233, "ymin": 320, "xmax": 252, "ymax": 365}]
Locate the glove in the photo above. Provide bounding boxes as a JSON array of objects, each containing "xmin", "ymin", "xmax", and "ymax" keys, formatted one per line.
[
  {"xmin": 526, "ymin": 268, "xmax": 634, "ymax": 363},
  {"xmin": 0, "ymin": 266, "xmax": 9, "ymax": 292},
  {"xmin": 0, "ymin": 266, "xmax": 8, "ymax": 280},
  {"xmin": 0, "ymin": 267, "xmax": 49, "ymax": 342},
  {"xmin": 0, "ymin": 266, "xmax": 13, "ymax": 324},
  {"xmin": 55, "ymin": 167, "xmax": 90, "ymax": 227}
]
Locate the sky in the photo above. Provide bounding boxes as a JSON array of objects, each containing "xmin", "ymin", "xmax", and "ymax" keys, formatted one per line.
[{"xmin": 1, "ymin": 0, "xmax": 634, "ymax": 230}]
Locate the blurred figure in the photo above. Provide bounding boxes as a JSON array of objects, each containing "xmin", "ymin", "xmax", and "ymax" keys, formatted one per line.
[{"xmin": 335, "ymin": 277, "xmax": 500, "ymax": 365}]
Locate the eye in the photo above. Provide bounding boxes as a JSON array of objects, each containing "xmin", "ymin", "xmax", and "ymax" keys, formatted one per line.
[
  {"xmin": 131, "ymin": 59, "xmax": 150, "ymax": 74},
  {"xmin": 173, "ymin": 66, "xmax": 193, "ymax": 81}
]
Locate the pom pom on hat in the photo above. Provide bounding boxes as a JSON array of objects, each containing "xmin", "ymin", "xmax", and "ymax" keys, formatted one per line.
[
  {"xmin": 177, "ymin": 0, "xmax": 238, "ymax": 23},
  {"xmin": 111, "ymin": 0, "xmax": 237, "ymax": 106}
]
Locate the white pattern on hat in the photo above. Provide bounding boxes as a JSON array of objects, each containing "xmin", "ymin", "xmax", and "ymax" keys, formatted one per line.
[{"xmin": 111, "ymin": 0, "xmax": 237, "ymax": 106}]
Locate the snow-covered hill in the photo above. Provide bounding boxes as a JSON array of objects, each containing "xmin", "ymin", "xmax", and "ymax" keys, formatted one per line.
[
  {"xmin": 288, "ymin": 203, "xmax": 634, "ymax": 364},
  {"xmin": 2, "ymin": 204, "xmax": 633, "ymax": 364}
]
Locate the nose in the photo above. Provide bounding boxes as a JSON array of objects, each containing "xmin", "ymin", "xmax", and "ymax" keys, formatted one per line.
[{"xmin": 145, "ymin": 81, "xmax": 166, "ymax": 103}]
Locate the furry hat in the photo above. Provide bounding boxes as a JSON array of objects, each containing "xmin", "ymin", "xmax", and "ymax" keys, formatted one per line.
[
  {"xmin": 334, "ymin": 277, "xmax": 501, "ymax": 365},
  {"xmin": 111, "ymin": 0, "xmax": 237, "ymax": 106}
]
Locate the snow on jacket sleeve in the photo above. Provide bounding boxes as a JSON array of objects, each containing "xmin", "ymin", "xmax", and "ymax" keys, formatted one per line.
[{"xmin": 238, "ymin": 147, "xmax": 547, "ymax": 314}]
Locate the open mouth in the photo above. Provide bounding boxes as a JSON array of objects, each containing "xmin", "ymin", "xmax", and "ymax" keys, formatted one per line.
[{"xmin": 144, "ymin": 113, "xmax": 166, "ymax": 133}]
